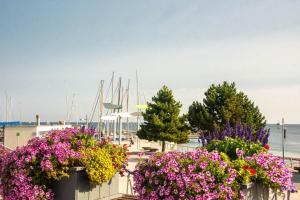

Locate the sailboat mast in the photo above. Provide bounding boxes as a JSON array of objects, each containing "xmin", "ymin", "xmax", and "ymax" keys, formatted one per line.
[
  {"xmin": 116, "ymin": 77, "xmax": 122, "ymax": 111},
  {"xmin": 4, "ymin": 92, "xmax": 12, "ymax": 122},
  {"xmin": 66, "ymin": 96, "xmax": 69, "ymax": 123},
  {"xmin": 111, "ymin": 72, "xmax": 115, "ymax": 104},
  {"xmin": 98, "ymin": 80, "xmax": 104, "ymax": 133},
  {"xmin": 126, "ymin": 79, "xmax": 130, "ymax": 135},
  {"xmin": 110, "ymin": 72, "xmax": 115, "ymax": 137},
  {"xmin": 136, "ymin": 71, "xmax": 140, "ymax": 132},
  {"xmin": 5, "ymin": 92, "xmax": 8, "ymax": 122},
  {"xmin": 69, "ymin": 93, "xmax": 76, "ymax": 123},
  {"xmin": 117, "ymin": 77, "xmax": 122, "ymax": 145}
]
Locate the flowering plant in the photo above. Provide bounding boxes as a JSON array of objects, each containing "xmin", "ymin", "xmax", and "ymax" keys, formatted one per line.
[
  {"xmin": 199, "ymin": 122, "xmax": 269, "ymax": 146},
  {"xmin": 133, "ymin": 119, "xmax": 296, "ymax": 199},
  {"xmin": 101, "ymin": 143, "xmax": 129, "ymax": 176},
  {"xmin": 231, "ymin": 152, "xmax": 257, "ymax": 185},
  {"xmin": 0, "ymin": 128, "xmax": 128, "ymax": 200},
  {"xmin": 0, "ymin": 144, "xmax": 11, "ymax": 155},
  {"xmin": 0, "ymin": 144, "xmax": 11, "ymax": 172},
  {"xmin": 231, "ymin": 148, "xmax": 296, "ymax": 192},
  {"xmin": 80, "ymin": 147, "xmax": 115, "ymax": 185},
  {"xmin": 133, "ymin": 148, "xmax": 244, "ymax": 200},
  {"xmin": 245, "ymin": 153, "xmax": 296, "ymax": 193},
  {"xmin": 202, "ymin": 122, "xmax": 296, "ymax": 194},
  {"xmin": 203, "ymin": 121, "xmax": 297, "ymax": 194},
  {"xmin": 206, "ymin": 137, "xmax": 266, "ymax": 160}
]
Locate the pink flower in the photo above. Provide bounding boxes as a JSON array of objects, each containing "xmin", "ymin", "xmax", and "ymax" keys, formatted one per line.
[
  {"xmin": 236, "ymin": 148, "xmax": 244, "ymax": 157},
  {"xmin": 133, "ymin": 149, "xmax": 242, "ymax": 199},
  {"xmin": 138, "ymin": 152, "xmax": 145, "ymax": 157},
  {"xmin": 0, "ymin": 127, "xmax": 122, "ymax": 200}
]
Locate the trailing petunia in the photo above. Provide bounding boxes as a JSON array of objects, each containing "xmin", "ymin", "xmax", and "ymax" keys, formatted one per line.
[
  {"xmin": 245, "ymin": 152, "xmax": 296, "ymax": 193},
  {"xmin": 133, "ymin": 148, "xmax": 243, "ymax": 200},
  {"xmin": 0, "ymin": 127, "xmax": 128, "ymax": 200}
]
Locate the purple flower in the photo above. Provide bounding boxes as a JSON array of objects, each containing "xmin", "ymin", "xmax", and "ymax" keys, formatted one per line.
[{"xmin": 199, "ymin": 122, "xmax": 269, "ymax": 146}]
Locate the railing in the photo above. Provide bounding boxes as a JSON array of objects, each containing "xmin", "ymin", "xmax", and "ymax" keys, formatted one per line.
[
  {"xmin": 126, "ymin": 169, "xmax": 134, "ymax": 195},
  {"xmin": 283, "ymin": 156, "xmax": 300, "ymax": 168},
  {"xmin": 176, "ymin": 144, "xmax": 198, "ymax": 152}
]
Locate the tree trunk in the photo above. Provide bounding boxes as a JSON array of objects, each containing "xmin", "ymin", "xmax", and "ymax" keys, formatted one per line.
[{"xmin": 162, "ymin": 141, "xmax": 166, "ymax": 152}]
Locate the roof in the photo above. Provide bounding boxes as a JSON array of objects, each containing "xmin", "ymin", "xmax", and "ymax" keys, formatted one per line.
[{"xmin": 0, "ymin": 121, "xmax": 21, "ymax": 126}]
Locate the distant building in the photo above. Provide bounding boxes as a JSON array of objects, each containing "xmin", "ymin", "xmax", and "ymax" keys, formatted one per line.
[
  {"xmin": 3, "ymin": 124, "xmax": 71, "ymax": 149},
  {"xmin": 0, "ymin": 115, "xmax": 71, "ymax": 149}
]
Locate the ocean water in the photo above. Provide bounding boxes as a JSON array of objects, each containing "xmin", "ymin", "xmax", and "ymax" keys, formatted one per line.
[
  {"xmin": 267, "ymin": 124, "xmax": 300, "ymax": 158},
  {"xmin": 106, "ymin": 123, "xmax": 300, "ymax": 158},
  {"xmin": 181, "ymin": 124, "xmax": 300, "ymax": 158},
  {"xmin": 79, "ymin": 122, "xmax": 300, "ymax": 158},
  {"xmin": 20, "ymin": 122, "xmax": 300, "ymax": 158}
]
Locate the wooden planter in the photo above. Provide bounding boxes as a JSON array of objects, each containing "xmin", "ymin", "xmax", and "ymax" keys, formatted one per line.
[
  {"xmin": 51, "ymin": 167, "xmax": 119, "ymax": 200},
  {"xmin": 241, "ymin": 183, "xmax": 271, "ymax": 200}
]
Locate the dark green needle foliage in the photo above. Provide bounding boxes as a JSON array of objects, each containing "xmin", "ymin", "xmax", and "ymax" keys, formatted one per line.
[
  {"xmin": 137, "ymin": 86, "xmax": 189, "ymax": 152},
  {"xmin": 188, "ymin": 82, "xmax": 266, "ymax": 133}
]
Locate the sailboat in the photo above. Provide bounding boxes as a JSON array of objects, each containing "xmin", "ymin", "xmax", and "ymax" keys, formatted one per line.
[
  {"xmin": 87, "ymin": 71, "xmax": 148, "ymax": 145},
  {"xmin": 88, "ymin": 73, "xmax": 128, "ymax": 144}
]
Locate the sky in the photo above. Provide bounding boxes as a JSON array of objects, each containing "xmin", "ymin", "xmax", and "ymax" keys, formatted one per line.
[{"xmin": 0, "ymin": 0, "xmax": 300, "ymax": 123}]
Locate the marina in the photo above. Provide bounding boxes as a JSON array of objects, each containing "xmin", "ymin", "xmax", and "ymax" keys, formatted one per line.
[{"xmin": 1, "ymin": 1, "xmax": 300, "ymax": 199}]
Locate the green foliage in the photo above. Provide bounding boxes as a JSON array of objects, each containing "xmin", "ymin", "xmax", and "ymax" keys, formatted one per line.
[
  {"xmin": 188, "ymin": 101, "xmax": 213, "ymax": 132},
  {"xmin": 188, "ymin": 82, "xmax": 266, "ymax": 133},
  {"xmin": 232, "ymin": 159, "xmax": 252, "ymax": 184},
  {"xmin": 70, "ymin": 133, "xmax": 97, "ymax": 150},
  {"xmin": 220, "ymin": 152, "xmax": 231, "ymax": 163},
  {"xmin": 207, "ymin": 137, "xmax": 266, "ymax": 160},
  {"xmin": 137, "ymin": 86, "xmax": 189, "ymax": 151}
]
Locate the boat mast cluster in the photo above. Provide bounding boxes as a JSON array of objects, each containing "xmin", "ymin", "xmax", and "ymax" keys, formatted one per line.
[{"xmin": 87, "ymin": 72, "xmax": 146, "ymax": 145}]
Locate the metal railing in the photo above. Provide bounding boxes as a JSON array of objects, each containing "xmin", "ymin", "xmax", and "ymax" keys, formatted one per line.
[{"xmin": 126, "ymin": 169, "xmax": 134, "ymax": 195}]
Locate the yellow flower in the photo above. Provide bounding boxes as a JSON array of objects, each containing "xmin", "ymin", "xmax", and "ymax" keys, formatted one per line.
[{"xmin": 80, "ymin": 147, "xmax": 115, "ymax": 185}]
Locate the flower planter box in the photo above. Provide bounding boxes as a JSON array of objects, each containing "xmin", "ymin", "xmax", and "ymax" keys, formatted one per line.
[
  {"xmin": 242, "ymin": 183, "xmax": 271, "ymax": 200},
  {"xmin": 51, "ymin": 167, "xmax": 119, "ymax": 200}
]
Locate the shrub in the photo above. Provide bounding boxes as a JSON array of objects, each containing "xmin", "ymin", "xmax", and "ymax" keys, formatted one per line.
[
  {"xmin": 201, "ymin": 122, "xmax": 296, "ymax": 193},
  {"xmin": 0, "ymin": 144, "xmax": 11, "ymax": 173},
  {"xmin": 101, "ymin": 143, "xmax": 129, "ymax": 176},
  {"xmin": 133, "ymin": 148, "xmax": 244, "ymax": 200},
  {"xmin": 206, "ymin": 137, "xmax": 266, "ymax": 160},
  {"xmin": 245, "ymin": 153, "xmax": 296, "ymax": 193},
  {"xmin": 80, "ymin": 147, "xmax": 115, "ymax": 185},
  {"xmin": 0, "ymin": 128, "xmax": 128, "ymax": 200}
]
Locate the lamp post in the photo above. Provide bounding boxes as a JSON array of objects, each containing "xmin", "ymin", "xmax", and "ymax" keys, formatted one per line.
[
  {"xmin": 281, "ymin": 118, "xmax": 287, "ymax": 163},
  {"xmin": 79, "ymin": 115, "xmax": 88, "ymax": 127},
  {"xmin": 16, "ymin": 132, "xmax": 20, "ymax": 147}
]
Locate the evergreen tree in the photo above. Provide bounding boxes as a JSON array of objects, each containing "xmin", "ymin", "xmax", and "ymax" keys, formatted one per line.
[
  {"xmin": 188, "ymin": 82, "xmax": 266, "ymax": 133},
  {"xmin": 137, "ymin": 86, "xmax": 189, "ymax": 152}
]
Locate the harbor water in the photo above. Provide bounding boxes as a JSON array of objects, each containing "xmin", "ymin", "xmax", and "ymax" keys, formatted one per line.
[
  {"xmin": 182, "ymin": 124, "xmax": 300, "ymax": 158},
  {"xmin": 20, "ymin": 122, "xmax": 300, "ymax": 158}
]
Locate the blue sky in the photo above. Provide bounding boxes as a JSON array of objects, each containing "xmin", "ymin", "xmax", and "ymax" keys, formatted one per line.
[{"xmin": 0, "ymin": 0, "xmax": 300, "ymax": 123}]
